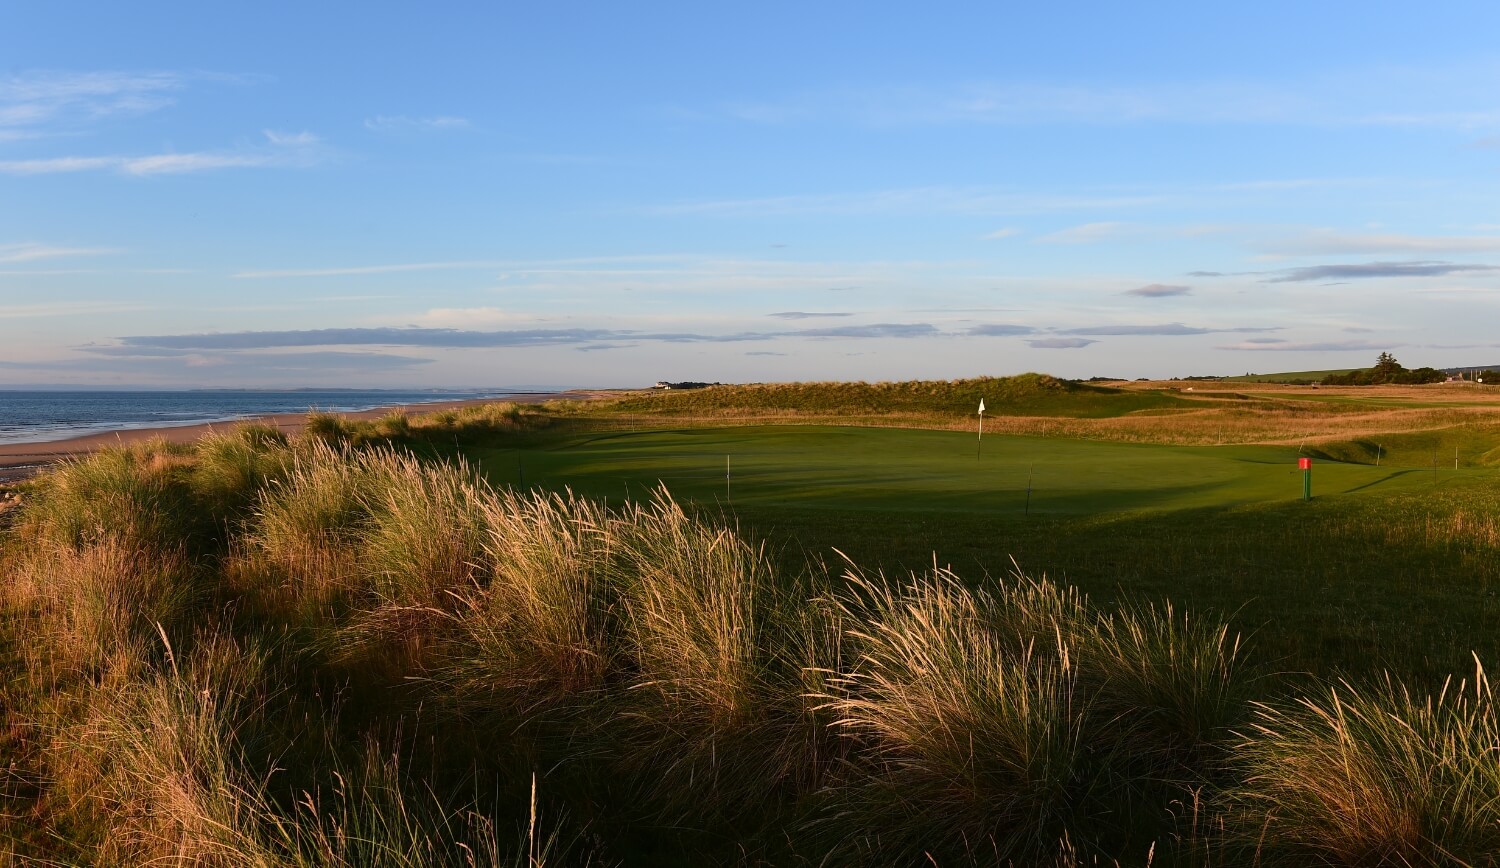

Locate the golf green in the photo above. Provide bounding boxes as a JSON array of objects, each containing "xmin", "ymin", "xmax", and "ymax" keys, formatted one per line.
[{"xmin": 470, "ymin": 425, "xmax": 1486, "ymax": 516}]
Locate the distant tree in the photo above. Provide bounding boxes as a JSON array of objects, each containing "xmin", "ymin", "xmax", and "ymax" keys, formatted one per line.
[
  {"xmin": 1371, "ymin": 352, "xmax": 1402, "ymax": 383},
  {"xmin": 1397, "ymin": 366, "xmax": 1446, "ymax": 385},
  {"xmin": 1321, "ymin": 353, "xmax": 1442, "ymax": 386}
]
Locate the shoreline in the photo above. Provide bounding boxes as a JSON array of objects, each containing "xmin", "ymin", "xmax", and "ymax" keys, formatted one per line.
[{"xmin": 0, "ymin": 391, "xmax": 588, "ymax": 482}]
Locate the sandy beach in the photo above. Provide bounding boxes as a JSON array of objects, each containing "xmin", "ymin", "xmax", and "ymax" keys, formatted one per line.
[{"xmin": 0, "ymin": 392, "xmax": 584, "ymax": 482}]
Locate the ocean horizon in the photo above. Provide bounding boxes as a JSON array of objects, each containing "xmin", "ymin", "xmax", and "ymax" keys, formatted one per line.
[{"xmin": 0, "ymin": 389, "xmax": 542, "ymax": 446}]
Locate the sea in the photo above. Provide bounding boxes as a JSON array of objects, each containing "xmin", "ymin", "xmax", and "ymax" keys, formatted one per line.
[{"xmin": 0, "ymin": 389, "xmax": 534, "ymax": 446}]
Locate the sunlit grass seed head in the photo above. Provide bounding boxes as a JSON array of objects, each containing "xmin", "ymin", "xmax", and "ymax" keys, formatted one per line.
[
  {"xmin": 817, "ymin": 568, "xmax": 1098, "ymax": 862},
  {"xmin": 1230, "ymin": 658, "xmax": 1500, "ymax": 866}
]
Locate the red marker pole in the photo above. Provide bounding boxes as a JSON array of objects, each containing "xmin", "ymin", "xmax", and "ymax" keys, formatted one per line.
[{"xmin": 1298, "ymin": 456, "xmax": 1312, "ymax": 501}]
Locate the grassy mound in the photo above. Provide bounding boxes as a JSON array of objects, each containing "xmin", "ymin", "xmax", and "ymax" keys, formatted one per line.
[
  {"xmin": 3, "ymin": 428, "xmax": 1498, "ymax": 864},
  {"xmin": 589, "ymin": 373, "xmax": 1197, "ymax": 419},
  {"xmin": 1309, "ymin": 422, "xmax": 1500, "ymax": 467},
  {"xmin": 1220, "ymin": 368, "xmax": 1358, "ymax": 384}
]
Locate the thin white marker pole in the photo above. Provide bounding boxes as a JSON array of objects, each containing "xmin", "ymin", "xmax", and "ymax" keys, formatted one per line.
[
  {"xmin": 1376, "ymin": 444, "xmax": 1382, "ymax": 467},
  {"xmin": 726, "ymin": 454, "xmax": 731, "ymax": 502},
  {"xmin": 977, "ymin": 398, "xmax": 986, "ymax": 460}
]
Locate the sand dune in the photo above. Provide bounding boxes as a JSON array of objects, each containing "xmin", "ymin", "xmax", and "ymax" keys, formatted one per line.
[{"xmin": 0, "ymin": 393, "xmax": 575, "ymax": 482}]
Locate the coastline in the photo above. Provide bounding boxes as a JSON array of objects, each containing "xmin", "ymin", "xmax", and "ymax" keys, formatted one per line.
[{"xmin": 0, "ymin": 391, "xmax": 585, "ymax": 482}]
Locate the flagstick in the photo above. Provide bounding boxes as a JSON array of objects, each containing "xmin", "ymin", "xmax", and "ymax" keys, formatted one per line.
[
  {"xmin": 1025, "ymin": 463, "xmax": 1034, "ymax": 516},
  {"xmin": 976, "ymin": 398, "xmax": 986, "ymax": 460}
]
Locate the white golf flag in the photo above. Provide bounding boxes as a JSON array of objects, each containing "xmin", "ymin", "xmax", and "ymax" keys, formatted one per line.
[{"xmin": 978, "ymin": 399, "xmax": 985, "ymax": 414}]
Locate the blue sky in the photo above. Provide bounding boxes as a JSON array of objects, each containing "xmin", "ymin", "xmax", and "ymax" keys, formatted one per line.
[{"xmin": 4, "ymin": 2, "xmax": 1500, "ymax": 388}]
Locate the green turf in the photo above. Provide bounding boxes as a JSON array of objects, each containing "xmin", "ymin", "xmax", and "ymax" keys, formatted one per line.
[
  {"xmin": 470, "ymin": 425, "xmax": 1476, "ymax": 515},
  {"xmin": 461, "ymin": 425, "xmax": 1500, "ymax": 683}
]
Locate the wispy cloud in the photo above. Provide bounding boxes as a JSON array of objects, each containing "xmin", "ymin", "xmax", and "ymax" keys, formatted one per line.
[
  {"xmin": 112, "ymin": 322, "xmax": 951, "ymax": 351},
  {"xmin": 364, "ymin": 115, "xmax": 471, "ymax": 132},
  {"xmin": 408, "ymin": 307, "xmax": 520, "ymax": 328},
  {"xmin": 645, "ymin": 187, "xmax": 1168, "ymax": 218},
  {"xmin": 0, "ymin": 130, "xmax": 322, "ymax": 176},
  {"xmin": 1124, "ymin": 283, "xmax": 1192, "ymax": 297},
  {"xmin": 718, "ymin": 66, "xmax": 1500, "ymax": 130},
  {"xmin": 0, "ymin": 300, "xmax": 151, "ymax": 319},
  {"xmin": 234, "ymin": 260, "xmax": 505, "ymax": 279},
  {"xmin": 984, "ymin": 227, "xmax": 1021, "ymax": 239},
  {"xmin": 725, "ymin": 81, "xmax": 1313, "ymax": 126},
  {"xmin": 0, "ymin": 153, "xmax": 273, "ymax": 176},
  {"xmin": 1028, "ymin": 337, "xmax": 1097, "ymax": 349},
  {"xmin": 1262, "ymin": 231, "xmax": 1500, "ymax": 256},
  {"xmin": 64, "ymin": 349, "xmax": 433, "ymax": 374},
  {"xmin": 795, "ymin": 323, "xmax": 941, "ymax": 339},
  {"xmin": 1060, "ymin": 323, "xmax": 1278, "ymax": 336},
  {"xmin": 0, "ymin": 242, "xmax": 121, "ymax": 263},
  {"xmin": 967, "ymin": 324, "xmax": 1036, "ymax": 336},
  {"xmin": 1036, "ymin": 222, "xmax": 1132, "ymax": 244},
  {"xmin": 0, "ymin": 70, "xmax": 183, "ymax": 137},
  {"xmin": 767, "ymin": 311, "xmax": 853, "ymax": 319},
  {"xmin": 262, "ymin": 129, "xmax": 320, "ymax": 146},
  {"xmin": 1217, "ymin": 339, "xmax": 1393, "ymax": 351},
  {"xmin": 1265, "ymin": 260, "xmax": 1500, "ymax": 282},
  {"xmin": 235, "ymin": 254, "xmax": 957, "ymax": 304},
  {"xmin": 643, "ymin": 179, "xmax": 1380, "ymax": 221}
]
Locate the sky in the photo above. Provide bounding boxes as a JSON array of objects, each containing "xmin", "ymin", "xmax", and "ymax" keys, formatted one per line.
[{"xmin": 4, "ymin": 2, "xmax": 1500, "ymax": 389}]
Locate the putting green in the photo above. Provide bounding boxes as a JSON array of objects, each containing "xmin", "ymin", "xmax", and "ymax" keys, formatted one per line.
[{"xmin": 471, "ymin": 426, "xmax": 1488, "ymax": 516}]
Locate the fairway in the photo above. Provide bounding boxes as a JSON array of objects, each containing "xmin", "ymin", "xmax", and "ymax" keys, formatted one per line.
[{"xmin": 470, "ymin": 425, "xmax": 1487, "ymax": 516}]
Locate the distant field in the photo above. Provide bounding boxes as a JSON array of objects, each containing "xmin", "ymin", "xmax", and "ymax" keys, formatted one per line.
[
  {"xmin": 571, "ymin": 372, "xmax": 1198, "ymax": 419},
  {"xmin": 546, "ymin": 375, "xmax": 1500, "ymax": 449},
  {"xmin": 1219, "ymin": 368, "xmax": 1357, "ymax": 383}
]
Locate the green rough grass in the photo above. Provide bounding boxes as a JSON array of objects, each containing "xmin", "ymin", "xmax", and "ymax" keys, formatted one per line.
[{"xmin": 1309, "ymin": 421, "xmax": 1500, "ymax": 467}]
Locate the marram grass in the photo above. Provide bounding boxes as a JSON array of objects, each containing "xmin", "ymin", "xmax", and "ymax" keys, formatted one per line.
[
  {"xmin": 1, "ymin": 423, "xmax": 1497, "ymax": 864},
  {"xmin": 1231, "ymin": 658, "xmax": 1500, "ymax": 866}
]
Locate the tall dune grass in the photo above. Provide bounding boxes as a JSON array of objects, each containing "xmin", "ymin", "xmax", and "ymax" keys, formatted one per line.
[
  {"xmin": 1231, "ymin": 659, "xmax": 1500, "ymax": 866},
  {"xmin": 5, "ymin": 539, "xmax": 199, "ymax": 685},
  {"xmin": 814, "ymin": 566, "xmax": 1250, "ymax": 862},
  {"xmin": 2, "ymin": 425, "xmax": 1497, "ymax": 863},
  {"xmin": 46, "ymin": 633, "xmax": 274, "ymax": 864},
  {"xmin": 20, "ymin": 438, "xmax": 201, "ymax": 552},
  {"xmin": 818, "ymin": 569, "xmax": 1097, "ymax": 862},
  {"xmin": 190, "ymin": 423, "xmax": 292, "ymax": 526},
  {"xmin": 605, "ymin": 492, "xmax": 832, "ymax": 825},
  {"xmin": 436, "ymin": 489, "xmax": 617, "ymax": 722}
]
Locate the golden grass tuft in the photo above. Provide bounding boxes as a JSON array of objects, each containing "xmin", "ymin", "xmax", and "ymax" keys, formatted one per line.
[{"xmin": 1231, "ymin": 658, "xmax": 1500, "ymax": 865}]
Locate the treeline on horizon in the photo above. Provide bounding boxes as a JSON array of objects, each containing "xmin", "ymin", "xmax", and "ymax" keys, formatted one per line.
[
  {"xmin": 1, "ymin": 421, "xmax": 1498, "ymax": 865},
  {"xmin": 1316, "ymin": 352, "xmax": 1448, "ymax": 386}
]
